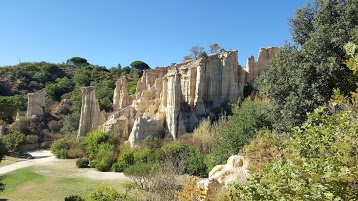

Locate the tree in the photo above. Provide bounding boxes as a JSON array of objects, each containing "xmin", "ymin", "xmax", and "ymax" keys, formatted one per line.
[
  {"xmin": 198, "ymin": 51, "xmax": 208, "ymax": 59},
  {"xmin": 0, "ymin": 138, "xmax": 7, "ymax": 162},
  {"xmin": 209, "ymin": 43, "xmax": 221, "ymax": 53},
  {"xmin": 0, "ymin": 96, "xmax": 20, "ymax": 123},
  {"xmin": 0, "ymin": 139, "xmax": 5, "ymax": 193},
  {"xmin": 46, "ymin": 77, "xmax": 74, "ymax": 101},
  {"xmin": 130, "ymin": 61, "xmax": 150, "ymax": 73},
  {"xmin": 259, "ymin": 0, "xmax": 358, "ymax": 131},
  {"xmin": 182, "ymin": 55, "xmax": 193, "ymax": 61},
  {"xmin": 1, "ymin": 131, "xmax": 26, "ymax": 156},
  {"xmin": 232, "ymin": 108, "xmax": 358, "ymax": 200},
  {"xmin": 66, "ymin": 57, "xmax": 89, "ymax": 67},
  {"xmin": 189, "ymin": 46, "xmax": 204, "ymax": 59}
]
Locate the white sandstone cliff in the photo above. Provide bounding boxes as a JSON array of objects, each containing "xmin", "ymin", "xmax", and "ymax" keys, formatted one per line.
[
  {"xmin": 26, "ymin": 88, "xmax": 46, "ymax": 118},
  {"xmin": 78, "ymin": 48, "xmax": 277, "ymax": 145},
  {"xmin": 77, "ymin": 86, "xmax": 106, "ymax": 137}
]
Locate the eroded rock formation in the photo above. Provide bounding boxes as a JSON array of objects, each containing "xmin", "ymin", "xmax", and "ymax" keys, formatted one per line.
[
  {"xmin": 77, "ymin": 86, "xmax": 106, "ymax": 137},
  {"xmin": 101, "ymin": 48, "xmax": 277, "ymax": 146},
  {"xmin": 26, "ymin": 89, "xmax": 46, "ymax": 118},
  {"xmin": 197, "ymin": 154, "xmax": 249, "ymax": 198},
  {"xmin": 244, "ymin": 47, "xmax": 277, "ymax": 83},
  {"xmin": 76, "ymin": 48, "xmax": 277, "ymax": 144}
]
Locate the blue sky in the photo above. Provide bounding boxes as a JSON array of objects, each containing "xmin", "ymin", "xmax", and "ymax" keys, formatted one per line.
[{"xmin": 0, "ymin": 1, "xmax": 310, "ymax": 68}]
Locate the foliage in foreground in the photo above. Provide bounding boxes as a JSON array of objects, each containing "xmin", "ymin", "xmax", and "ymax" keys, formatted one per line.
[
  {"xmin": 259, "ymin": 0, "xmax": 358, "ymax": 131},
  {"xmin": 207, "ymin": 100, "xmax": 271, "ymax": 170},
  {"xmin": 231, "ymin": 108, "xmax": 358, "ymax": 200},
  {"xmin": 64, "ymin": 195, "xmax": 85, "ymax": 201},
  {"xmin": 86, "ymin": 184, "xmax": 135, "ymax": 201}
]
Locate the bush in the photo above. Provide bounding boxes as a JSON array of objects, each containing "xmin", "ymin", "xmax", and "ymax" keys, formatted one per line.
[
  {"xmin": 124, "ymin": 162, "xmax": 181, "ymax": 200},
  {"xmin": 0, "ymin": 139, "xmax": 7, "ymax": 162},
  {"xmin": 243, "ymin": 130, "xmax": 287, "ymax": 173},
  {"xmin": 86, "ymin": 184, "xmax": 135, "ymax": 201},
  {"xmin": 93, "ymin": 143, "xmax": 115, "ymax": 172},
  {"xmin": 232, "ymin": 108, "xmax": 358, "ymax": 200},
  {"xmin": 76, "ymin": 159, "xmax": 89, "ymax": 168},
  {"xmin": 116, "ymin": 145, "xmax": 135, "ymax": 169},
  {"xmin": 187, "ymin": 150, "xmax": 207, "ymax": 177},
  {"xmin": 111, "ymin": 162, "xmax": 126, "ymax": 172},
  {"xmin": 85, "ymin": 131, "xmax": 109, "ymax": 160},
  {"xmin": 50, "ymin": 136, "xmax": 86, "ymax": 159},
  {"xmin": 64, "ymin": 195, "xmax": 85, "ymax": 201},
  {"xmin": 180, "ymin": 118, "xmax": 220, "ymax": 154},
  {"xmin": 208, "ymin": 100, "xmax": 271, "ymax": 170},
  {"xmin": 89, "ymin": 160, "xmax": 97, "ymax": 168},
  {"xmin": 160, "ymin": 142, "xmax": 193, "ymax": 174},
  {"xmin": 133, "ymin": 147, "xmax": 153, "ymax": 164},
  {"xmin": 0, "ymin": 131, "xmax": 26, "ymax": 156},
  {"xmin": 50, "ymin": 141, "xmax": 68, "ymax": 159},
  {"xmin": 95, "ymin": 156, "xmax": 114, "ymax": 172},
  {"xmin": 124, "ymin": 163, "xmax": 155, "ymax": 192}
]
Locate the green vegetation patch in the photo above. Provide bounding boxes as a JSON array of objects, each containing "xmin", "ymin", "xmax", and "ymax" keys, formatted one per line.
[
  {"xmin": 1, "ymin": 167, "xmax": 44, "ymax": 193},
  {"xmin": 0, "ymin": 166, "xmax": 126, "ymax": 201}
]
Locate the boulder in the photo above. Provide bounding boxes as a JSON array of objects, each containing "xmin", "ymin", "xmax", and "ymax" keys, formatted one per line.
[{"xmin": 198, "ymin": 154, "xmax": 250, "ymax": 199}]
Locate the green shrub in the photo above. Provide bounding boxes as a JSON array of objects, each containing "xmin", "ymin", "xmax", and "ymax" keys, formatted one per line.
[
  {"xmin": 124, "ymin": 163, "xmax": 155, "ymax": 188},
  {"xmin": 187, "ymin": 150, "xmax": 207, "ymax": 177},
  {"xmin": 64, "ymin": 195, "xmax": 85, "ymax": 201},
  {"xmin": 111, "ymin": 162, "xmax": 126, "ymax": 172},
  {"xmin": 87, "ymin": 184, "xmax": 135, "ymax": 201},
  {"xmin": 93, "ymin": 143, "xmax": 115, "ymax": 172},
  {"xmin": 51, "ymin": 141, "xmax": 68, "ymax": 159},
  {"xmin": 85, "ymin": 131, "xmax": 110, "ymax": 160},
  {"xmin": 161, "ymin": 142, "xmax": 192, "ymax": 159},
  {"xmin": 116, "ymin": 145, "xmax": 135, "ymax": 169},
  {"xmin": 231, "ymin": 108, "xmax": 358, "ymax": 200},
  {"xmin": 208, "ymin": 100, "xmax": 271, "ymax": 170},
  {"xmin": 76, "ymin": 159, "xmax": 89, "ymax": 168},
  {"xmin": 95, "ymin": 156, "xmax": 114, "ymax": 172},
  {"xmin": 133, "ymin": 147, "xmax": 153, "ymax": 163},
  {"xmin": 89, "ymin": 160, "xmax": 97, "ymax": 168},
  {"xmin": 0, "ymin": 139, "xmax": 7, "ymax": 162},
  {"xmin": 0, "ymin": 131, "xmax": 26, "ymax": 156},
  {"xmin": 124, "ymin": 162, "xmax": 154, "ymax": 177}
]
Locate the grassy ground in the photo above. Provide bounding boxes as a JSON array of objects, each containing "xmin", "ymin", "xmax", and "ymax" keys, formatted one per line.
[{"xmin": 0, "ymin": 166, "xmax": 127, "ymax": 201}]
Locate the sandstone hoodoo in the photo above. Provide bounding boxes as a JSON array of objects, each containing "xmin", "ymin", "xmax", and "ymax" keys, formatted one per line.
[
  {"xmin": 26, "ymin": 88, "xmax": 46, "ymax": 118},
  {"xmin": 77, "ymin": 86, "xmax": 106, "ymax": 137},
  {"xmin": 80, "ymin": 47, "xmax": 277, "ymax": 146}
]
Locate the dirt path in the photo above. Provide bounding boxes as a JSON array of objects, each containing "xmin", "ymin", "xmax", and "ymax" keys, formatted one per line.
[{"xmin": 0, "ymin": 150, "xmax": 128, "ymax": 181}]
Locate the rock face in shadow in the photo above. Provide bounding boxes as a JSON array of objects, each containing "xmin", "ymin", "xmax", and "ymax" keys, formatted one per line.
[
  {"xmin": 101, "ymin": 48, "xmax": 277, "ymax": 146},
  {"xmin": 77, "ymin": 86, "xmax": 106, "ymax": 137},
  {"xmin": 26, "ymin": 89, "xmax": 46, "ymax": 118}
]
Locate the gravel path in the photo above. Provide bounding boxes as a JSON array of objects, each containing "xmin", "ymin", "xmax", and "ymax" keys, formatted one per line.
[{"xmin": 0, "ymin": 150, "xmax": 128, "ymax": 181}]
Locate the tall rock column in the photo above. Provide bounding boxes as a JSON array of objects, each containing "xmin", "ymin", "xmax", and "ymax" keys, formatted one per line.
[
  {"xmin": 26, "ymin": 89, "xmax": 46, "ymax": 118},
  {"xmin": 166, "ymin": 69, "xmax": 182, "ymax": 140},
  {"xmin": 113, "ymin": 76, "xmax": 130, "ymax": 111},
  {"xmin": 77, "ymin": 86, "xmax": 106, "ymax": 137}
]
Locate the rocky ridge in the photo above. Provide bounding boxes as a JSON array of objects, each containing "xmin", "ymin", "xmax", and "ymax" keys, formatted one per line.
[{"xmin": 79, "ymin": 47, "xmax": 277, "ymax": 146}]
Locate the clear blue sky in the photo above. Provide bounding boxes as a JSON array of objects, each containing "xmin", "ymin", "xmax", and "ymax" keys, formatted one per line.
[{"xmin": 0, "ymin": 0, "xmax": 310, "ymax": 68}]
